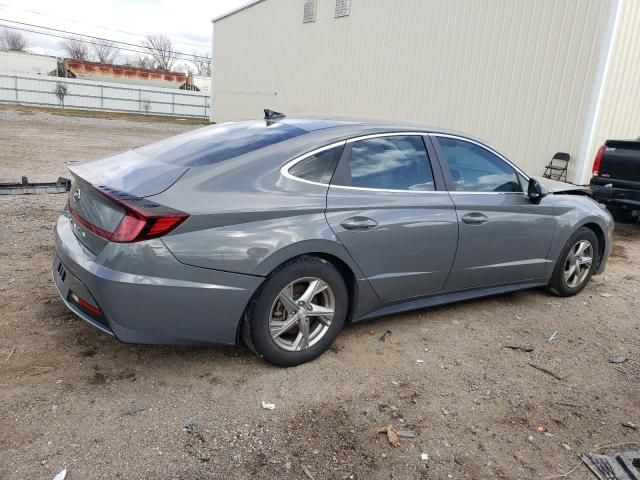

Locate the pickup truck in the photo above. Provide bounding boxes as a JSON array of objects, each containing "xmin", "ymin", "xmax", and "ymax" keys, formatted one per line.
[{"xmin": 589, "ymin": 138, "xmax": 640, "ymax": 222}]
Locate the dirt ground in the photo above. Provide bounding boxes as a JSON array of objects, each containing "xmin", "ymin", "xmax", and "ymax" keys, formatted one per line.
[{"xmin": 1, "ymin": 107, "xmax": 639, "ymax": 480}]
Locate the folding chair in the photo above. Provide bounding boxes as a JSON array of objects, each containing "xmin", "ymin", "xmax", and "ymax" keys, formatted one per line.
[{"xmin": 543, "ymin": 152, "xmax": 570, "ymax": 182}]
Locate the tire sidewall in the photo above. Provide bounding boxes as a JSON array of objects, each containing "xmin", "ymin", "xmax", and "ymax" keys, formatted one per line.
[
  {"xmin": 247, "ymin": 257, "xmax": 348, "ymax": 366},
  {"xmin": 550, "ymin": 227, "xmax": 599, "ymax": 296}
]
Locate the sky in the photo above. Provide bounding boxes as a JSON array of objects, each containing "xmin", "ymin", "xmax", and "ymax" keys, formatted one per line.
[{"xmin": 0, "ymin": 0, "xmax": 248, "ymax": 67}]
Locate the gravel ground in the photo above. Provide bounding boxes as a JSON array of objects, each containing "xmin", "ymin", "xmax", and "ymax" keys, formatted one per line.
[{"xmin": 1, "ymin": 108, "xmax": 639, "ymax": 479}]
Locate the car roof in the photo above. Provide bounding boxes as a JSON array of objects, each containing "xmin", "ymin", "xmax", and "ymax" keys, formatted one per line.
[{"xmin": 275, "ymin": 114, "xmax": 473, "ymax": 139}]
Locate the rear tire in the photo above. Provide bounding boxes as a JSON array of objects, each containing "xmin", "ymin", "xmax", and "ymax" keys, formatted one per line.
[
  {"xmin": 547, "ymin": 227, "xmax": 598, "ymax": 297},
  {"xmin": 243, "ymin": 256, "xmax": 348, "ymax": 366}
]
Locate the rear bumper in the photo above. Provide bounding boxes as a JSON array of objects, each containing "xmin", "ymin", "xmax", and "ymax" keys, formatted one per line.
[
  {"xmin": 52, "ymin": 213, "xmax": 264, "ymax": 345},
  {"xmin": 589, "ymin": 183, "xmax": 640, "ymax": 209}
]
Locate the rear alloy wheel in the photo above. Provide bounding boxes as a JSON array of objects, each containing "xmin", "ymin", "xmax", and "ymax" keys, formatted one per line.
[
  {"xmin": 269, "ymin": 277, "xmax": 336, "ymax": 352},
  {"xmin": 244, "ymin": 257, "xmax": 347, "ymax": 366},
  {"xmin": 548, "ymin": 227, "xmax": 599, "ymax": 296}
]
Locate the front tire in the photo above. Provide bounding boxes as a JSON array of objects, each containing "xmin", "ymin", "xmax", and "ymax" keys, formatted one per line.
[
  {"xmin": 243, "ymin": 257, "xmax": 348, "ymax": 366},
  {"xmin": 548, "ymin": 227, "xmax": 598, "ymax": 297}
]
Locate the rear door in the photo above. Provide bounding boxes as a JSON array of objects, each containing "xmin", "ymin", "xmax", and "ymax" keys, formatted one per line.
[
  {"xmin": 432, "ymin": 134, "xmax": 555, "ymax": 291},
  {"xmin": 325, "ymin": 133, "xmax": 458, "ymax": 301}
]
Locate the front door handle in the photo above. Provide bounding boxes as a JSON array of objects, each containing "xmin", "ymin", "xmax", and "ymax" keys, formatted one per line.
[
  {"xmin": 461, "ymin": 212, "xmax": 489, "ymax": 225},
  {"xmin": 340, "ymin": 216, "xmax": 378, "ymax": 230}
]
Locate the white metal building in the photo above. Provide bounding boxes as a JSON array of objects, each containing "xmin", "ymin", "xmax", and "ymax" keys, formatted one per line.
[
  {"xmin": 0, "ymin": 50, "xmax": 58, "ymax": 76},
  {"xmin": 211, "ymin": 0, "xmax": 640, "ymax": 184}
]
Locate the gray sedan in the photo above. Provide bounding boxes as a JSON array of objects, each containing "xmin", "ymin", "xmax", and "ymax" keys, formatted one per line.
[{"xmin": 53, "ymin": 112, "xmax": 613, "ymax": 366}]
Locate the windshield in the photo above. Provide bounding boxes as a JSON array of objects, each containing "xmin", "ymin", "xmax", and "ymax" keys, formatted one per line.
[{"xmin": 135, "ymin": 120, "xmax": 306, "ymax": 166}]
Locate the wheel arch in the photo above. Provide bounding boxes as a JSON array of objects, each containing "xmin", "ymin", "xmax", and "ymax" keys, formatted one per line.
[{"xmin": 580, "ymin": 221, "xmax": 606, "ymax": 269}]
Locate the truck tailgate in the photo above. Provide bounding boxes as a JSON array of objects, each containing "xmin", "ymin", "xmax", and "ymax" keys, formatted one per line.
[{"xmin": 599, "ymin": 140, "xmax": 640, "ymax": 182}]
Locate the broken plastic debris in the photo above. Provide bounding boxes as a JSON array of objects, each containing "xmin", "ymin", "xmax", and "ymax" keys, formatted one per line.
[
  {"xmin": 547, "ymin": 330, "xmax": 558, "ymax": 342},
  {"xmin": 398, "ymin": 430, "xmax": 416, "ymax": 438},
  {"xmin": 416, "ymin": 359, "xmax": 425, "ymax": 364},
  {"xmin": 421, "ymin": 452, "xmax": 429, "ymax": 461},
  {"xmin": 53, "ymin": 469, "xmax": 67, "ymax": 480},
  {"xmin": 302, "ymin": 464, "xmax": 316, "ymax": 480},
  {"xmin": 379, "ymin": 330, "xmax": 392, "ymax": 342},
  {"xmin": 261, "ymin": 401, "xmax": 275, "ymax": 410},
  {"xmin": 377, "ymin": 425, "xmax": 401, "ymax": 447},
  {"xmin": 608, "ymin": 355, "xmax": 628, "ymax": 364}
]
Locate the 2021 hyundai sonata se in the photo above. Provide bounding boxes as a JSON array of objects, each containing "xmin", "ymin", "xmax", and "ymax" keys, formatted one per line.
[{"xmin": 53, "ymin": 111, "xmax": 614, "ymax": 366}]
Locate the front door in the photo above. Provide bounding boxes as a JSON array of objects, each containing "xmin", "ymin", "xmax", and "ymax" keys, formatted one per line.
[
  {"xmin": 432, "ymin": 135, "xmax": 555, "ymax": 291},
  {"xmin": 325, "ymin": 134, "xmax": 458, "ymax": 301}
]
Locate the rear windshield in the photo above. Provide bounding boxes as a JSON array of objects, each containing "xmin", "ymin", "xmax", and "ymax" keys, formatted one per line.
[{"xmin": 135, "ymin": 120, "xmax": 306, "ymax": 166}]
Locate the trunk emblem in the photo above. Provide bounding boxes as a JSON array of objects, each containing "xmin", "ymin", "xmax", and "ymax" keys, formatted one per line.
[{"xmin": 72, "ymin": 189, "xmax": 81, "ymax": 202}]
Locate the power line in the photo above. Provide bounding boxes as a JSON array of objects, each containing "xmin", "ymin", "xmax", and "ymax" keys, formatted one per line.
[
  {"xmin": 0, "ymin": 18, "xmax": 211, "ymax": 61},
  {"xmin": 0, "ymin": 23, "xmax": 209, "ymax": 66},
  {"xmin": 0, "ymin": 2, "xmax": 211, "ymax": 49}
]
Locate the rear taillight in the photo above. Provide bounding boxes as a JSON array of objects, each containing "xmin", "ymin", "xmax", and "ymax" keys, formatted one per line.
[
  {"xmin": 69, "ymin": 186, "xmax": 188, "ymax": 243},
  {"xmin": 592, "ymin": 144, "xmax": 605, "ymax": 176}
]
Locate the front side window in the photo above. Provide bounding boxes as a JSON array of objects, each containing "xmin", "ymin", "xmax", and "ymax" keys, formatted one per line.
[
  {"xmin": 288, "ymin": 144, "xmax": 344, "ymax": 184},
  {"xmin": 336, "ymin": 136, "xmax": 435, "ymax": 191},
  {"xmin": 436, "ymin": 137, "xmax": 522, "ymax": 192}
]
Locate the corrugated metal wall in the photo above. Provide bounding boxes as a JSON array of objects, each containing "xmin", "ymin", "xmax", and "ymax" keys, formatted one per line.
[
  {"xmin": 583, "ymin": 0, "xmax": 640, "ymax": 184},
  {"xmin": 213, "ymin": 0, "xmax": 614, "ymax": 180},
  {"xmin": 0, "ymin": 73, "xmax": 210, "ymax": 118}
]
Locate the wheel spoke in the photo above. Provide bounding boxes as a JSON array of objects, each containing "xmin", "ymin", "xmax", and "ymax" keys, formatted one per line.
[
  {"xmin": 299, "ymin": 317, "xmax": 310, "ymax": 350},
  {"xmin": 575, "ymin": 241, "xmax": 589, "ymax": 257},
  {"xmin": 564, "ymin": 264, "xmax": 576, "ymax": 280},
  {"xmin": 291, "ymin": 331, "xmax": 304, "ymax": 351},
  {"xmin": 299, "ymin": 279, "xmax": 326, "ymax": 305},
  {"xmin": 270, "ymin": 313, "xmax": 299, "ymax": 338},
  {"xmin": 578, "ymin": 255, "xmax": 593, "ymax": 266},
  {"xmin": 278, "ymin": 285, "xmax": 298, "ymax": 313},
  {"xmin": 306, "ymin": 303, "xmax": 334, "ymax": 319}
]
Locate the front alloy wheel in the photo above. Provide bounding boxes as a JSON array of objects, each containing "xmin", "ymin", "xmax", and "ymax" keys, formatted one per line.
[
  {"xmin": 563, "ymin": 240, "xmax": 593, "ymax": 288},
  {"xmin": 548, "ymin": 226, "xmax": 599, "ymax": 297}
]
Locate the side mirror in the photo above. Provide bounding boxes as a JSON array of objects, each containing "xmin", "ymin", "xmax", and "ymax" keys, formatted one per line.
[{"xmin": 528, "ymin": 178, "xmax": 548, "ymax": 204}]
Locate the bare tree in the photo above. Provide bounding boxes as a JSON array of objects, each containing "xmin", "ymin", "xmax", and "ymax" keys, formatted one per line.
[
  {"xmin": 61, "ymin": 37, "xmax": 90, "ymax": 61},
  {"xmin": 0, "ymin": 28, "xmax": 29, "ymax": 51},
  {"xmin": 92, "ymin": 40, "xmax": 119, "ymax": 64},
  {"xmin": 54, "ymin": 82, "xmax": 69, "ymax": 108},
  {"xmin": 142, "ymin": 34, "xmax": 176, "ymax": 71},
  {"xmin": 141, "ymin": 98, "xmax": 151, "ymax": 114},
  {"xmin": 129, "ymin": 55, "xmax": 154, "ymax": 69},
  {"xmin": 192, "ymin": 51, "xmax": 211, "ymax": 76}
]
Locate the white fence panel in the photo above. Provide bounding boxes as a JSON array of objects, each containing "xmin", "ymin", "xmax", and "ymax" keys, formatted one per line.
[{"xmin": 0, "ymin": 72, "xmax": 210, "ymax": 118}]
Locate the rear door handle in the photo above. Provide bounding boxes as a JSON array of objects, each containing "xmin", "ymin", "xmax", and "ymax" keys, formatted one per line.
[
  {"xmin": 340, "ymin": 216, "xmax": 378, "ymax": 230},
  {"xmin": 461, "ymin": 212, "xmax": 489, "ymax": 225}
]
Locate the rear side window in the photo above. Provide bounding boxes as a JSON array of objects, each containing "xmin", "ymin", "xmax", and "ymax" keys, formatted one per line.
[
  {"xmin": 288, "ymin": 144, "xmax": 344, "ymax": 184},
  {"xmin": 135, "ymin": 121, "xmax": 306, "ymax": 167},
  {"xmin": 436, "ymin": 137, "xmax": 522, "ymax": 192},
  {"xmin": 336, "ymin": 135, "xmax": 435, "ymax": 191}
]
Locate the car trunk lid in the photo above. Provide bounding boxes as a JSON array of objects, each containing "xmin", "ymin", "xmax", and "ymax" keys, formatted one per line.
[
  {"xmin": 67, "ymin": 151, "xmax": 189, "ymax": 253},
  {"xmin": 68, "ymin": 150, "xmax": 189, "ymax": 197}
]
